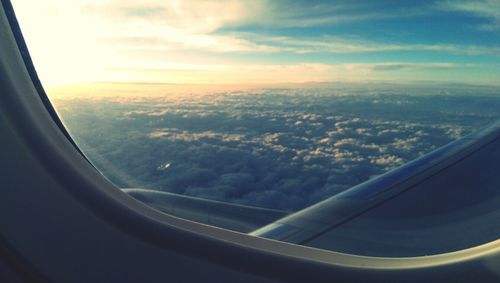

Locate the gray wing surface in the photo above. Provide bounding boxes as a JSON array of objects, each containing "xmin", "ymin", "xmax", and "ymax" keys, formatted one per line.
[
  {"xmin": 251, "ymin": 121, "xmax": 500, "ymax": 257},
  {"xmin": 123, "ymin": 188, "xmax": 289, "ymax": 233}
]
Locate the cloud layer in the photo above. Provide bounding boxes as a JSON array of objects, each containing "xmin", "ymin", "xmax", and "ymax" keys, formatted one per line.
[{"xmin": 53, "ymin": 83, "xmax": 500, "ymax": 211}]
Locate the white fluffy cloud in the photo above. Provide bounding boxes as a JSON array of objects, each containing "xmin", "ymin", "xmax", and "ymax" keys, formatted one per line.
[{"xmin": 52, "ymin": 83, "xmax": 500, "ymax": 211}]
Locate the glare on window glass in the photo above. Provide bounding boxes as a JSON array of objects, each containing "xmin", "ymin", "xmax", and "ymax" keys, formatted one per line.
[{"xmin": 10, "ymin": 0, "xmax": 500, "ymax": 247}]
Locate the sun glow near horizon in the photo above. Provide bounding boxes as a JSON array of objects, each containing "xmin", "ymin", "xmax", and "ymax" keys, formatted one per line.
[{"xmin": 10, "ymin": 0, "xmax": 500, "ymax": 88}]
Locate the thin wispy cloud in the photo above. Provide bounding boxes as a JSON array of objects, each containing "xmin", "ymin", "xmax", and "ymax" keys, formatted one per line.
[
  {"xmin": 10, "ymin": 0, "xmax": 500, "ymax": 85},
  {"xmin": 438, "ymin": 0, "xmax": 500, "ymax": 31},
  {"xmin": 251, "ymin": 35, "xmax": 500, "ymax": 55},
  {"xmin": 343, "ymin": 62, "xmax": 472, "ymax": 72},
  {"xmin": 88, "ymin": 1, "xmax": 427, "ymax": 29},
  {"xmin": 101, "ymin": 31, "xmax": 500, "ymax": 56},
  {"xmin": 79, "ymin": 0, "xmax": 500, "ymax": 57},
  {"xmin": 83, "ymin": 0, "xmax": 265, "ymax": 33}
]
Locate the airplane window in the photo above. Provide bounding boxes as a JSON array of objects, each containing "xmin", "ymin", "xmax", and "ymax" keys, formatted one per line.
[{"xmin": 10, "ymin": 0, "xmax": 500, "ymax": 256}]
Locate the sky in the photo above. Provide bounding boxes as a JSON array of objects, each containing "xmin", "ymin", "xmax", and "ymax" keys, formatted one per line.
[{"xmin": 10, "ymin": 0, "xmax": 500, "ymax": 87}]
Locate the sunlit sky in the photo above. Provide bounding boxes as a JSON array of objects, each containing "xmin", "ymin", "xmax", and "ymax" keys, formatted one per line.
[{"xmin": 10, "ymin": 0, "xmax": 500, "ymax": 87}]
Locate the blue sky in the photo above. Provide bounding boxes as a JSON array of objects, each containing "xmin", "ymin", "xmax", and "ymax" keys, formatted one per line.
[{"xmin": 11, "ymin": 0, "xmax": 500, "ymax": 86}]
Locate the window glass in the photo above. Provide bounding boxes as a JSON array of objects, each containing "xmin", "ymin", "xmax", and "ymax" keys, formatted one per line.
[{"xmin": 11, "ymin": 0, "xmax": 500, "ymax": 252}]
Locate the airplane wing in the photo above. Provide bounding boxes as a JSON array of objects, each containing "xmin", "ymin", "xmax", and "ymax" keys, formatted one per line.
[
  {"xmin": 123, "ymin": 188, "xmax": 289, "ymax": 233},
  {"xmin": 125, "ymin": 120, "xmax": 500, "ymax": 257},
  {"xmin": 251, "ymin": 120, "xmax": 500, "ymax": 256}
]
